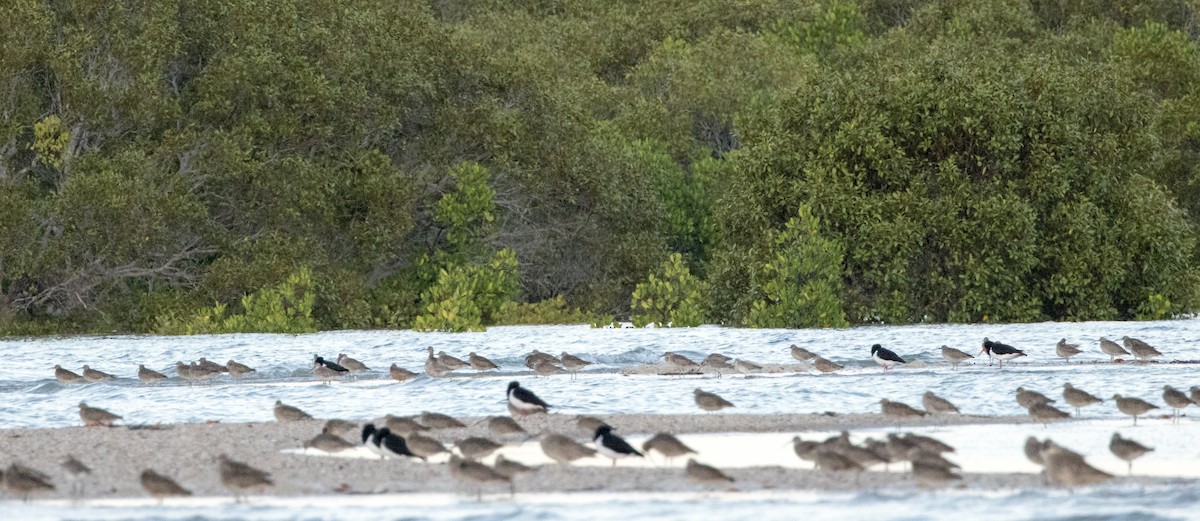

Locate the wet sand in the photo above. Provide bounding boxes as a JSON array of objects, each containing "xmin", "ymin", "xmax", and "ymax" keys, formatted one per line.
[{"xmin": 0, "ymin": 412, "xmax": 1162, "ymax": 501}]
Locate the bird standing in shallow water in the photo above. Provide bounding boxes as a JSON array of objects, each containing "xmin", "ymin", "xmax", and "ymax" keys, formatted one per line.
[
  {"xmin": 1112, "ymin": 394, "xmax": 1159, "ymax": 426},
  {"xmin": 694, "ymin": 388, "xmax": 734, "ymax": 412},
  {"xmin": 594, "ymin": 425, "xmax": 643, "ymax": 466},
  {"xmin": 1098, "ymin": 337, "xmax": 1130, "ymax": 362},
  {"xmin": 507, "ymin": 381, "xmax": 551, "ymax": 416},
  {"xmin": 138, "ymin": 364, "xmax": 168, "ymax": 384},
  {"xmin": 1062, "ymin": 383, "xmax": 1103, "ymax": 417},
  {"xmin": 922, "ymin": 391, "xmax": 960, "ymax": 414},
  {"xmin": 54, "ymin": 365, "xmax": 85, "ymax": 384},
  {"xmin": 1109, "ymin": 433, "xmax": 1153, "ymax": 475},
  {"xmin": 1055, "ymin": 339, "xmax": 1084, "ymax": 362},
  {"xmin": 979, "ymin": 338, "xmax": 1026, "ymax": 368},
  {"xmin": 1122, "ymin": 336, "xmax": 1162, "ymax": 362},
  {"xmin": 560, "ymin": 352, "xmax": 591, "ymax": 379},
  {"xmin": 1162, "ymin": 385, "xmax": 1193, "ymax": 424},
  {"xmin": 871, "ymin": 344, "xmax": 906, "ymax": 370},
  {"xmin": 336, "ymin": 353, "xmax": 370, "ymax": 372},
  {"xmin": 939, "ymin": 346, "xmax": 973, "ymax": 369},
  {"xmin": 81, "ymin": 365, "xmax": 116, "ymax": 382},
  {"xmin": 468, "ymin": 352, "xmax": 500, "ymax": 373},
  {"xmin": 79, "ymin": 402, "xmax": 121, "ymax": 427},
  {"xmin": 389, "ymin": 363, "xmax": 418, "ymax": 382},
  {"xmin": 273, "ymin": 400, "xmax": 313, "ymax": 422}
]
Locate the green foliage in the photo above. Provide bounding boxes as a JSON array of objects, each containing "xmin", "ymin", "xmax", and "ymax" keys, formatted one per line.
[
  {"xmin": 631, "ymin": 253, "xmax": 707, "ymax": 327},
  {"xmin": 155, "ymin": 267, "xmax": 317, "ymax": 334},
  {"xmin": 434, "ymin": 161, "xmax": 497, "ymax": 256},
  {"xmin": 745, "ymin": 206, "xmax": 849, "ymax": 328},
  {"xmin": 413, "ymin": 249, "xmax": 520, "ymax": 332},
  {"xmin": 492, "ymin": 295, "xmax": 607, "ymax": 326},
  {"xmin": 30, "ymin": 116, "xmax": 69, "ymax": 169}
]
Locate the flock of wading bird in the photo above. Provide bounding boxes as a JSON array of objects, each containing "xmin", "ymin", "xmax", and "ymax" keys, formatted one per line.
[{"xmin": 7, "ymin": 335, "xmax": 1194, "ymax": 502}]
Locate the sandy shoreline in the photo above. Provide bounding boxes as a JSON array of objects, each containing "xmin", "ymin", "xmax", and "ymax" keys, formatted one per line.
[{"xmin": 0, "ymin": 412, "xmax": 1166, "ymax": 502}]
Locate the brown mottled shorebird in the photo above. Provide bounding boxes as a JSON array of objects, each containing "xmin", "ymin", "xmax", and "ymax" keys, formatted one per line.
[
  {"xmin": 1016, "ymin": 387, "xmax": 1055, "ymax": 409},
  {"xmin": 662, "ymin": 352, "xmax": 700, "ymax": 371},
  {"xmin": 1162, "ymin": 385, "xmax": 1193, "ymax": 424},
  {"xmin": 1109, "ymin": 433, "xmax": 1154, "ymax": 475},
  {"xmin": 323, "ymin": 419, "xmax": 358, "ymax": 438},
  {"xmin": 3, "ymin": 463, "xmax": 54, "ymax": 501},
  {"xmin": 532, "ymin": 360, "xmax": 566, "ymax": 377},
  {"xmin": 137, "ymin": 364, "xmax": 168, "ymax": 384},
  {"xmin": 140, "ymin": 469, "xmax": 191, "ymax": 502},
  {"xmin": 642, "ymin": 433, "xmax": 697, "ymax": 463},
  {"xmin": 1024, "ymin": 436, "xmax": 1048, "ymax": 468},
  {"xmin": 1055, "ymin": 339, "xmax": 1084, "ymax": 362},
  {"xmin": 734, "ymin": 359, "xmax": 763, "ymax": 374},
  {"xmin": 912, "ymin": 461, "xmax": 962, "ymax": 486},
  {"xmin": 226, "ymin": 359, "xmax": 256, "ymax": 378},
  {"xmin": 218, "ymin": 454, "xmax": 272, "ymax": 502},
  {"xmin": 175, "ymin": 361, "xmax": 197, "ymax": 383},
  {"xmin": 813, "ymin": 448, "xmax": 864, "ymax": 473},
  {"xmin": 524, "ymin": 350, "xmax": 560, "ymax": 369},
  {"xmin": 701, "ymin": 353, "xmax": 735, "ymax": 375},
  {"xmin": 336, "ymin": 353, "xmax": 370, "ymax": 372},
  {"xmin": 448, "ymin": 455, "xmax": 512, "ymax": 500},
  {"xmin": 273, "ymin": 400, "xmax": 313, "ymax": 422},
  {"xmin": 1113, "ymin": 394, "xmax": 1159, "ymax": 425},
  {"xmin": 879, "ymin": 398, "xmax": 925, "ymax": 418},
  {"xmin": 788, "ymin": 345, "xmax": 818, "ymax": 362},
  {"xmin": 60, "ymin": 455, "xmax": 91, "ymax": 496},
  {"xmin": 939, "ymin": 346, "xmax": 974, "ymax": 369},
  {"xmin": 198, "ymin": 357, "xmax": 228, "ymax": 373},
  {"xmin": 539, "ymin": 433, "xmax": 596, "ymax": 464},
  {"xmin": 305, "ymin": 429, "xmax": 358, "ymax": 453},
  {"xmin": 487, "ymin": 416, "xmax": 527, "ymax": 438},
  {"xmin": 1098, "ymin": 337, "xmax": 1130, "ymax": 361},
  {"xmin": 559, "ymin": 352, "xmax": 591, "ymax": 378},
  {"xmin": 694, "ymin": 388, "xmax": 734, "ymax": 412},
  {"xmin": 1122, "ymin": 336, "xmax": 1162, "ymax": 362},
  {"xmin": 493, "ymin": 454, "xmax": 537, "ymax": 479},
  {"xmin": 1028, "ymin": 402, "xmax": 1071, "ymax": 427},
  {"xmin": 792, "ymin": 436, "xmax": 820, "ymax": 467},
  {"xmin": 575, "ymin": 416, "xmax": 611, "ymax": 438},
  {"xmin": 904, "ymin": 433, "xmax": 955, "ymax": 455},
  {"xmin": 79, "ymin": 402, "xmax": 121, "ymax": 427},
  {"xmin": 384, "ymin": 415, "xmax": 430, "ymax": 435},
  {"xmin": 833, "ymin": 442, "xmax": 889, "ymax": 470},
  {"xmin": 438, "ymin": 351, "xmax": 469, "ymax": 370},
  {"xmin": 812, "ymin": 356, "xmax": 843, "ymax": 373},
  {"xmin": 1062, "ymin": 383, "xmax": 1103, "ymax": 416},
  {"xmin": 81, "ymin": 365, "xmax": 116, "ymax": 382},
  {"xmin": 468, "ymin": 352, "xmax": 500, "ymax": 373},
  {"xmin": 420, "ymin": 411, "xmax": 466, "ymax": 429},
  {"xmin": 922, "ymin": 391, "xmax": 960, "ymax": 414},
  {"xmin": 54, "ymin": 364, "xmax": 85, "ymax": 384},
  {"xmin": 405, "ymin": 432, "xmax": 449, "ymax": 459},
  {"xmin": 389, "ymin": 363, "xmax": 418, "ymax": 382},
  {"xmin": 685, "ymin": 459, "xmax": 735, "ymax": 484},
  {"xmin": 884, "ymin": 434, "xmax": 917, "ymax": 468},
  {"xmin": 425, "ymin": 347, "xmax": 449, "ymax": 377},
  {"xmin": 1042, "ymin": 443, "xmax": 1113, "ymax": 488},
  {"xmin": 456, "ymin": 437, "xmax": 504, "ymax": 461}
]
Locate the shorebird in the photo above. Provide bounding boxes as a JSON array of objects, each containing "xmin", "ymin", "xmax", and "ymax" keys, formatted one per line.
[
  {"xmin": 734, "ymin": 358, "xmax": 763, "ymax": 374},
  {"xmin": 405, "ymin": 432, "xmax": 449, "ymax": 459},
  {"xmin": 812, "ymin": 356, "xmax": 843, "ymax": 373},
  {"xmin": 1162, "ymin": 385, "xmax": 1193, "ymax": 423},
  {"xmin": 904, "ymin": 433, "xmax": 955, "ymax": 455},
  {"xmin": 560, "ymin": 352, "xmax": 591, "ymax": 378},
  {"xmin": 385, "ymin": 415, "xmax": 430, "ymax": 435},
  {"xmin": 425, "ymin": 347, "xmax": 449, "ymax": 377},
  {"xmin": 879, "ymin": 398, "xmax": 925, "ymax": 418},
  {"xmin": 487, "ymin": 416, "xmax": 528, "ymax": 438},
  {"xmin": 685, "ymin": 459, "xmax": 735, "ymax": 484},
  {"xmin": 884, "ymin": 434, "xmax": 917, "ymax": 469},
  {"xmin": 468, "ymin": 352, "xmax": 500, "ymax": 373},
  {"xmin": 2, "ymin": 463, "xmax": 54, "ymax": 501},
  {"xmin": 532, "ymin": 360, "xmax": 567, "ymax": 377},
  {"xmin": 175, "ymin": 361, "xmax": 197, "ymax": 383},
  {"xmin": 305, "ymin": 428, "xmax": 358, "ymax": 453},
  {"xmin": 575, "ymin": 416, "xmax": 611, "ymax": 438},
  {"xmin": 447, "ymin": 455, "xmax": 512, "ymax": 500},
  {"xmin": 374, "ymin": 427, "xmax": 422, "ymax": 460},
  {"xmin": 336, "ymin": 353, "xmax": 370, "ymax": 372},
  {"xmin": 694, "ymin": 388, "xmax": 734, "ymax": 412},
  {"xmin": 419, "ymin": 411, "xmax": 466, "ymax": 429},
  {"xmin": 438, "ymin": 351, "xmax": 469, "ymax": 370},
  {"xmin": 1109, "ymin": 433, "xmax": 1153, "ymax": 475},
  {"xmin": 1192, "ymin": 385, "xmax": 1200, "ymax": 405},
  {"xmin": 81, "ymin": 365, "xmax": 116, "ymax": 382},
  {"xmin": 871, "ymin": 344, "xmax": 906, "ymax": 370},
  {"xmin": 1122, "ymin": 336, "xmax": 1162, "ymax": 361},
  {"xmin": 493, "ymin": 454, "xmax": 537, "ymax": 479},
  {"xmin": 642, "ymin": 433, "xmax": 696, "ymax": 463},
  {"xmin": 1055, "ymin": 339, "xmax": 1084, "ymax": 362},
  {"xmin": 456, "ymin": 437, "xmax": 504, "ymax": 460},
  {"xmin": 1041, "ymin": 443, "xmax": 1112, "ymax": 488},
  {"xmin": 197, "ymin": 357, "xmax": 228, "ymax": 373},
  {"xmin": 1098, "ymin": 337, "xmax": 1130, "ymax": 361},
  {"xmin": 389, "ymin": 363, "xmax": 418, "ymax": 382},
  {"xmin": 788, "ymin": 345, "xmax": 818, "ymax": 362},
  {"xmin": 190, "ymin": 361, "xmax": 220, "ymax": 382},
  {"xmin": 833, "ymin": 442, "xmax": 889, "ymax": 470},
  {"xmin": 54, "ymin": 365, "xmax": 85, "ymax": 384},
  {"xmin": 1028, "ymin": 402, "xmax": 1071, "ymax": 427},
  {"xmin": 140, "ymin": 469, "xmax": 192, "ymax": 502},
  {"xmin": 792, "ymin": 436, "xmax": 820, "ymax": 468},
  {"xmin": 813, "ymin": 448, "xmax": 864, "ymax": 473},
  {"xmin": 217, "ymin": 454, "xmax": 273, "ymax": 502},
  {"xmin": 939, "ymin": 346, "xmax": 974, "ymax": 368},
  {"xmin": 79, "ymin": 402, "xmax": 122, "ymax": 427},
  {"xmin": 979, "ymin": 338, "xmax": 1026, "ymax": 367},
  {"xmin": 594, "ymin": 425, "xmax": 643, "ymax": 466},
  {"xmin": 137, "ymin": 364, "xmax": 168, "ymax": 384},
  {"xmin": 361, "ymin": 424, "xmax": 382, "ymax": 456},
  {"xmin": 662, "ymin": 352, "xmax": 700, "ymax": 371},
  {"xmin": 1112, "ymin": 394, "xmax": 1159, "ymax": 425},
  {"xmin": 1024, "ymin": 436, "xmax": 1048, "ymax": 468},
  {"xmin": 226, "ymin": 359, "xmax": 256, "ymax": 378},
  {"xmin": 1016, "ymin": 387, "xmax": 1055, "ymax": 409},
  {"xmin": 539, "ymin": 433, "xmax": 596, "ymax": 464},
  {"xmin": 312, "ymin": 355, "xmax": 349, "ymax": 383},
  {"xmin": 1062, "ymin": 383, "xmax": 1103, "ymax": 416},
  {"xmin": 323, "ymin": 419, "xmax": 358, "ymax": 438},
  {"xmin": 507, "ymin": 381, "xmax": 550, "ymax": 416},
  {"xmin": 273, "ymin": 400, "xmax": 313, "ymax": 422},
  {"xmin": 922, "ymin": 391, "xmax": 960, "ymax": 414},
  {"xmin": 60, "ymin": 455, "xmax": 91, "ymax": 496},
  {"xmin": 524, "ymin": 350, "xmax": 560, "ymax": 369},
  {"xmin": 701, "ymin": 354, "xmax": 735, "ymax": 375}
]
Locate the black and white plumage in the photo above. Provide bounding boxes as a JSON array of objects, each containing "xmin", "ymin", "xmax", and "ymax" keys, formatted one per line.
[
  {"xmin": 361, "ymin": 424, "xmax": 383, "ymax": 457},
  {"xmin": 373, "ymin": 427, "xmax": 422, "ymax": 460},
  {"xmin": 507, "ymin": 381, "xmax": 550, "ymax": 416},
  {"xmin": 313, "ymin": 355, "xmax": 350, "ymax": 373},
  {"xmin": 594, "ymin": 425, "xmax": 643, "ymax": 466},
  {"xmin": 870, "ymin": 344, "xmax": 906, "ymax": 370},
  {"xmin": 979, "ymin": 338, "xmax": 1027, "ymax": 368}
]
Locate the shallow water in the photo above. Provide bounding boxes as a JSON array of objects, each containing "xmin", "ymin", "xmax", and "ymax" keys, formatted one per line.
[{"xmin": 3, "ymin": 321, "xmax": 1200, "ymax": 519}]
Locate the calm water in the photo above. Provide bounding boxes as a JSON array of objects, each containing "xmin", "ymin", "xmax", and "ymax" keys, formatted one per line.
[{"xmin": 3, "ymin": 321, "xmax": 1200, "ymax": 519}]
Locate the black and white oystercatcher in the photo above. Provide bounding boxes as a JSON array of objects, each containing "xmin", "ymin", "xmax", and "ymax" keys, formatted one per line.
[
  {"xmin": 870, "ymin": 344, "xmax": 906, "ymax": 370},
  {"xmin": 507, "ymin": 381, "xmax": 550, "ymax": 416},
  {"xmin": 594, "ymin": 425, "xmax": 643, "ymax": 466},
  {"xmin": 374, "ymin": 427, "xmax": 422, "ymax": 460},
  {"xmin": 979, "ymin": 338, "xmax": 1027, "ymax": 368}
]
